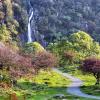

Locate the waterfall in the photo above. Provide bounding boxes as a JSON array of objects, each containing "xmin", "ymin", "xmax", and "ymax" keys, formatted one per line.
[
  {"xmin": 27, "ymin": 9, "xmax": 33, "ymax": 42},
  {"xmin": 27, "ymin": 1, "xmax": 47, "ymax": 46},
  {"xmin": 50, "ymin": 0, "xmax": 54, "ymax": 3}
]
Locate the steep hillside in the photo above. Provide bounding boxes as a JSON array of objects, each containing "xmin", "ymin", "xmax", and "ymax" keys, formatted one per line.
[
  {"xmin": 0, "ymin": 0, "xmax": 28, "ymax": 44},
  {"xmin": 0, "ymin": 0, "xmax": 100, "ymax": 44},
  {"xmin": 29, "ymin": 0, "xmax": 100, "ymax": 42}
]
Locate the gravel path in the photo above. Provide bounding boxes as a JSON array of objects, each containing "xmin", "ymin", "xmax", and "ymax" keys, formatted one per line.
[{"xmin": 53, "ymin": 68, "xmax": 100, "ymax": 100}]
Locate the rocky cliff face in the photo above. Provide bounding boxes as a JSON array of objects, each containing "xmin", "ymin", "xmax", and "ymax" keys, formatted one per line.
[{"xmin": 1, "ymin": 0, "xmax": 100, "ymax": 44}]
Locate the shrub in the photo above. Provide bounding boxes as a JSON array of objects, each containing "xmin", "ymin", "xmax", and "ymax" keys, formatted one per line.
[
  {"xmin": 32, "ymin": 51, "xmax": 58, "ymax": 72},
  {"xmin": 80, "ymin": 57, "xmax": 100, "ymax": 85},
  {"xmin": 23, "ymin": 42, "xmax": 45, "ymax": 55},
  {"xmin": 0, "ymin": 43, "xmax": 34, "ymax": 82},
  {"xmin": 0, "ymin": 24, "xmax": 11, "ymax": 43}
]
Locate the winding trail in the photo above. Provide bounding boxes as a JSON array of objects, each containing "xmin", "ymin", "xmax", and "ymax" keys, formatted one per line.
[{"xmin": 53, "ymin": 68, "xmax": 100, "ymax": 100}]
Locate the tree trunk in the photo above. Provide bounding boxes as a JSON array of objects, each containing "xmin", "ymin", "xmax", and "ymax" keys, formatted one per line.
[{"xmin": 10, "ymin": 93, "xmax": 18, "ymax": 100}]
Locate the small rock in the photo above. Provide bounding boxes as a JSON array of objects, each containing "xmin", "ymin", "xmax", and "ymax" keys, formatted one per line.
[
  {"xmin": 95, "ymin": 90, "xmax": 100, "ymax": 92},
  {"xmin": 53, "ymin": 94, "xmax": 65, "ymax": 99}
]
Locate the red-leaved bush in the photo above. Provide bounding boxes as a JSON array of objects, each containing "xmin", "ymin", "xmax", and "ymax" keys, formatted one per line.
[
  {"xmin": 32, "ymin": 51, "xmax": 57, "ymax": 72},
  {"xmin": 0, "ymin": 43, "xmax": 34, "ymax": 79},
  {"xmin": 0, "ymin": 43, "xmax": 57, "ymax": 82},
  {"xmin": 80, "ymin": 57, "xmax": 100, "ymax": 84}
]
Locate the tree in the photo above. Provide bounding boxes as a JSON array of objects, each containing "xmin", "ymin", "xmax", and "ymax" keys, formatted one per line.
[
  {"xmin": 22, "ymin": 42, "xmax": 45, "ymax": 56},
  {"xmin": 32, "ymin": 51, "xmax": 57, "ymax": 72},
  {"xmin": 69, "ymin": 31, "xmax": 100, "ymax": 62},
  {"xmin": 80, "ymin": 57, "xmax": 100, "ymax": 85},
  {"xmin": 0, "ymin": 43, "xmax": 34, "ymax": 85},
  {"xmin": 48, "ymin": 31, "xmax": 100, "ymax": 66},
  {"xmin": 69, "ymin": 31, "xmax": 93, "ymax": 51}
]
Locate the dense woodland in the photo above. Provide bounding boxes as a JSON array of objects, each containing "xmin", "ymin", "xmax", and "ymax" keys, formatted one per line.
[
  {"xmin": 1, "ymin": 0, "xmax": 100, "ymax": 43},
  {"xmin": 0, "ymin": 0, "xmax": 99, "ymax": 100}
]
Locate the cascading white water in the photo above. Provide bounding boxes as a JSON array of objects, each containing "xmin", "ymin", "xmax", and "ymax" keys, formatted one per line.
[
  {"xmin": 28, "ymin": 9, "xmax": 34, "ymax": 42},
  {"xmin": 50, "ymin": 0, "xmax": 54, "ymax": 3},
  {"xmin": 27, "ymin": 1, "xmax": 46, "ymax": 46}
]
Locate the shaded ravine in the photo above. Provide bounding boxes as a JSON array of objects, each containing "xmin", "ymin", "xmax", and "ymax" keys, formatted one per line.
[{"xmin": 53, "ymin": 68, "xmax": 100, "ymax": 100}]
